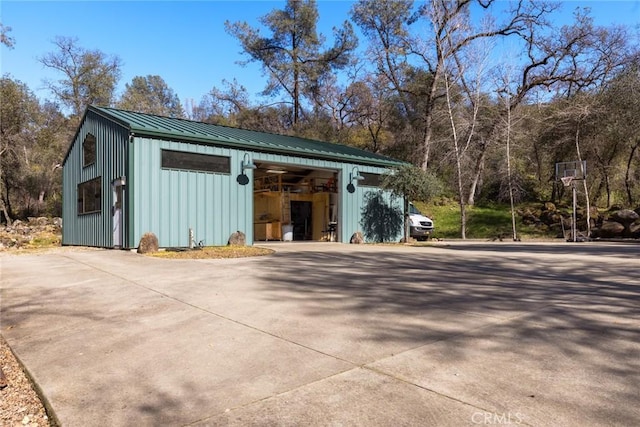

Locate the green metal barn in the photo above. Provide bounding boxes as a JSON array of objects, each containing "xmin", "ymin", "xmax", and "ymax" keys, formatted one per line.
[{"xmin": 62, "ymin": 106, "xmax": 403, "ymax": 249}]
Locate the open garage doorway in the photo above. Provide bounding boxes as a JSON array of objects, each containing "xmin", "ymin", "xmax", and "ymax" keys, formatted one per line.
[
  {"xmin": 252, "ymin": 163, "xmax": 339, "ymax": 242},
  {"xmin": 291, "ymin": 201, "xmax": 312, "ymax": 240}
]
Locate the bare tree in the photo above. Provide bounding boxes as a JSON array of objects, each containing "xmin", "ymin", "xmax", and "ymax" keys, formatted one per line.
[
  {"xmin": 598, "ymin": 63, "xmax": 640, "ymax": 206},
  {"xmin": 1, "ymin": 22, "xmax": 15, "ymax": 48},
  {"xmin": 466, "ymin": 8, "xmax": 634, "ymax": 206},
  {"xmin": 353, "ymin": 0, "xmax": 553, "ymax": 171},
  {"xmin": 117, "ymin": 75, "xmax": 184, "ymax": 118},
  {"xmin": 39, "ymin": 36, "xmax": 122, "ymax": 119},
  {"xmin": 439, "ymin": 14, "xmax": 491, "ymax": 239},
  {"xmin": 341, "ymin": 75, "xmax": 395, "ymax": 152}
]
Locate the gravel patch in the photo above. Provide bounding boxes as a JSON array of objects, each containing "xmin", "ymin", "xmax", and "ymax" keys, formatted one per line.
[{"xmin": 0, "ymin": 335, "xmax": 52, "ymax": 426}]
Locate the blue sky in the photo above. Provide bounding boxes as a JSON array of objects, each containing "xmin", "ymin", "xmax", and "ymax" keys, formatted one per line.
[{"xmin": 1, "ymin": 1, "xmax": 639, "ymax": 110}]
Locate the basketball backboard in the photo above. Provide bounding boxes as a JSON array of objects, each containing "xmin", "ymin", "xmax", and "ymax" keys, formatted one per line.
[{"xmin": 555, "ymin": 160, "xmax": 586, "ymax": 181}]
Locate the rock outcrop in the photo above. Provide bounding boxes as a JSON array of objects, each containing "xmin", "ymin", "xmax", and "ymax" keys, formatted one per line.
[
  {"xmin": 519, "ymin": 203, "xmax": 640, "ymax": 240},
  {"xmin": 0, "ymin": 217, "xmax": 62, "ymax": 249},
  {"xmin": 591, "ymin": 209, "xmax": 640, "ymax": 239}
]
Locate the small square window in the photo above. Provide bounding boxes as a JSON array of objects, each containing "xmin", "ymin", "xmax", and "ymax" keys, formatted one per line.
[{"xmin": 77, "ymin": 177, "xmax": 101, "ymax": 214}]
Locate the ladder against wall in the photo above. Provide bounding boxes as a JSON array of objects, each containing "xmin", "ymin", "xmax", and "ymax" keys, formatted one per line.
[{"xmin": 282, "ymin": 190, "xmax": 291, "ymax": 225}]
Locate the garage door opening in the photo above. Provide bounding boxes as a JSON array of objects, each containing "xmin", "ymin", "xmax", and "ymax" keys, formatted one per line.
[{"xmin": 252, "ymin": 163, "xmax": 339, "ymax": 242}]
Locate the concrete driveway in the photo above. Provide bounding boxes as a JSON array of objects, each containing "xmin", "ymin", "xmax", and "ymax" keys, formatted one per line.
[{"xmin": 1, "ymin": 241, "xmax": 639, "ymax": 426}]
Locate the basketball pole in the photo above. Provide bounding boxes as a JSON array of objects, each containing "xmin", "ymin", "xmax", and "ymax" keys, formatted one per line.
[{"xmin": 572, "ymin": 180, "xmax": 577, "ymax": 242}]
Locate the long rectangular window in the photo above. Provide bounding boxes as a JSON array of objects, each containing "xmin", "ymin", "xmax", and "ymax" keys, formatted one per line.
[
  {"xmin": 161, "ymin": 150, "xmax": 230, "ymax": 174},
  {"xmin": 360, "ymin": 172, "xmax": 382, "ymax": 187},
  {"xmin": 77, "ymin": 177, "xmax": 102, "ymax": 214}
]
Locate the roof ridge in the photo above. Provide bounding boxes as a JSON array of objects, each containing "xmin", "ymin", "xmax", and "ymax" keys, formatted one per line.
[
  {"xmin": 90, "ymin": 106, "xmax": 403, "ymax": 167},
  {"xmin": 95, "ymin": 105, "xmax": 297, "ymax": 139}
]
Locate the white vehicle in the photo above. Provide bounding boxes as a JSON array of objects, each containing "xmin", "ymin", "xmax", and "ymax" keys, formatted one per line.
[{"xmin": 409, "ymin": 203, "xmax": 434, "ymax": 241}]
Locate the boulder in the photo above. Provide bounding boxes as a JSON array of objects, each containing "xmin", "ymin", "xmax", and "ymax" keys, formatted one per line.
[
  {"xmin": 540, "ymin": 210, "xmax": 562, "ymax": 225},
  {"xmin": 228, "ymin": 231, "xmax": 246, "ymax": 246},
  {"xmin": 137, "ymin": 232, "xmax": 159, "ymax": 254},
  {"xmin": 350, "ymin": 231, "xmax": 364, "ymax": 244},
  {"xmin": 34, "ymin": 217, "xmax": 50, "ymax": 226},
  {"xmin": 591, "ymin": 221, "xmax": 624, "ymax": 239},
  {"xmin": 610, "ymin": 209, "xmax": 640, "ymax": 237},
  {"xmin": 521, "ymin": 208, "xmax": 539, "ymax": 225},
  {"xmin": 611, "ymin": 209, "xmax": 639, "ymax": 224}
]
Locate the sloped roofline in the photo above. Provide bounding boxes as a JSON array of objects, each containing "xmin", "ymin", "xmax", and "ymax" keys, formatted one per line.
[{"xmin": 63, "ymin": 106, "xmax": 404, "ymax": 168}]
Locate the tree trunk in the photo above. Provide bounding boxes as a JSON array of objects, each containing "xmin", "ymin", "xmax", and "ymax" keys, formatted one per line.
[
  {"xmin": 293, "ymin": 61, "xmax": 300, "ymax": 126},
  {"xmin": 505, "ymin": 99, "xmax": 517, "ymax": 241},
  {"xmin": 0, "ymin": 198, "xmax": 11, "ymax": 226},
  {"xmin": 421, "ymin": 112, "xmax": 433, "ymax": 170},
  {"xmin": 1, "ymin": 174, "xmax": 14, "ymax": 222},
  {"xmin": 404, "ymin": 198, "xmax": 410, "ymax": 242},
  {"xmin": 421, "ymin": 62, "xmax": 442, "ymax": 171},
  {"xmin": 467, "ymin": 142, "xmax": 486, "ymax": 207},
  {"xmin": 575, "ymin": 125, "xmax": 590, "ymax": 237},
  {"xmin": 625, "ymin": 141, "xmax": 638, "ymax": 206},
  {"xmin": 459, "ymin": 199, "xmax": 467, "ymax": 240},
  {"xmin": 605, "ymin": 174, "xmax": 611, "ymax": 208}
]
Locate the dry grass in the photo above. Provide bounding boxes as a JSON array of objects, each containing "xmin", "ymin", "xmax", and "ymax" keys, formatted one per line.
[
  {"xmin": 0, "ymin": 230, "xmax": 62, "ymax": 253},
  {"xmin": 23, "ymin": 232, "xmax": 62, "ymax": 249},
  {"xmin": 147, "ymin": 246, "xmax": 274, "ymax": 259}
]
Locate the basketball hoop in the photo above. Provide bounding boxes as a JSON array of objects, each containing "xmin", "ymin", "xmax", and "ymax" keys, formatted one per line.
[
  {"xmin": 560, "ymin": 176, "xmax": 574, "ymax": 187},
  {"xmin": 555, "ymin": 160, "xmax": 587, "ymax": 243}
]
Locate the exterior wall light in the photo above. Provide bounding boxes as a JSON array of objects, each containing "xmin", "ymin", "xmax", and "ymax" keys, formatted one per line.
[
  {"xmin": 238, "ymin": 153, "xmax": 256, "ymax": 185},
  {"xmin": 241, "ymin": 153, "xmax": 257, "ymax": 170},
  {"xmin": 347, "ymin": 166, "xmax": 365, "ymax": 193},
  {"xmin": 350, "ymin": 166, "xmax": 365, "ymax": 182}
]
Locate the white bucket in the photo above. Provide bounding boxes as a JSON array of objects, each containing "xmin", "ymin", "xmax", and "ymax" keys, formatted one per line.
[{"xmin": 282, "ymin": 225, "xmax": 293, "ymax": 241}]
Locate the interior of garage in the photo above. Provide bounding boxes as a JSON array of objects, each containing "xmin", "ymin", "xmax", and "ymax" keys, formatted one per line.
[{"xmin": 252, "ymin": 162, "xmax": 339, "ymax": 242}]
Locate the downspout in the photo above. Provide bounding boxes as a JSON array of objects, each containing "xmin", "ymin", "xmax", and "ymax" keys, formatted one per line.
[{"xmin": 126, "ymin": 132, "xmax": 134, "ymax": 249}]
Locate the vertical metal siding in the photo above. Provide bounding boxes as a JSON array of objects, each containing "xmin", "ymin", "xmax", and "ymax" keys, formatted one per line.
[
  {"xmin": 252, "ymin": 152, "xmax": 392, "ymax": 243},
  {"xmin": 65, "ymin": 123, "xmax": 396, "ymax": 249},
  {"xmin": 130, "ymin": 138, "xmax": 253, "ymax": 247},
  {"xmin": 339, "ymin": 164, "xmax": 400, "ymax": 243},
  {"xmin": 62, "ymin": 112, "xmax": 129, "ymax": 247}
]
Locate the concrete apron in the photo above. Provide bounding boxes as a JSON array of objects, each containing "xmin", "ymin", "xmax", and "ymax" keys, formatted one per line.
[{"xmin": 1, "ymin": 242, "xmax": 639, "ymax": 426}]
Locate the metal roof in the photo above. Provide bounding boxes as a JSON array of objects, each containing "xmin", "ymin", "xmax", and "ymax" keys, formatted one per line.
[{"xmin": 89, "ymin": 106, "xmax": 403, "ymax": 167}]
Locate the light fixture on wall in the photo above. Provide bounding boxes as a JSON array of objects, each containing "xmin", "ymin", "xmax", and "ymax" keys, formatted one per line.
[
  {"xmin": 237, "ymin": 153, "xmax": 255, "ymax": 185},
  {"xmin": 350, "ymin": 166, "xmax": 365, "ymax": 183},
  {"xmin": 241, "ymin": 153, "xmax": 257, "ymax": 170},
  {"xmin": 347, "ymin": 166, "xmax": 365, "ymax": 193}
]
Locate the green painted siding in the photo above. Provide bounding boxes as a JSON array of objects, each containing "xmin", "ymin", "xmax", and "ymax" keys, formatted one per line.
[
  {"xmin": 62, "ymin": 111, "xmax": 129, "ymax": 247},
  {"xmin": 128, "ymin": 142, "xmax": 394, "ymax": 247},
  {"xmin": 338, "ymin": 164, "xmax": 401, "ymax": 243},
  {"xmin": 63, "ymin": 107, "xmax": 404, "ymax": 248},
  {"xmin": 252, "ymin": 152, "xmax": 395, "ymax": 243},
  {"xmin": 130, "ymin": 138, "xmax": 253, "ymax": 247}
]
